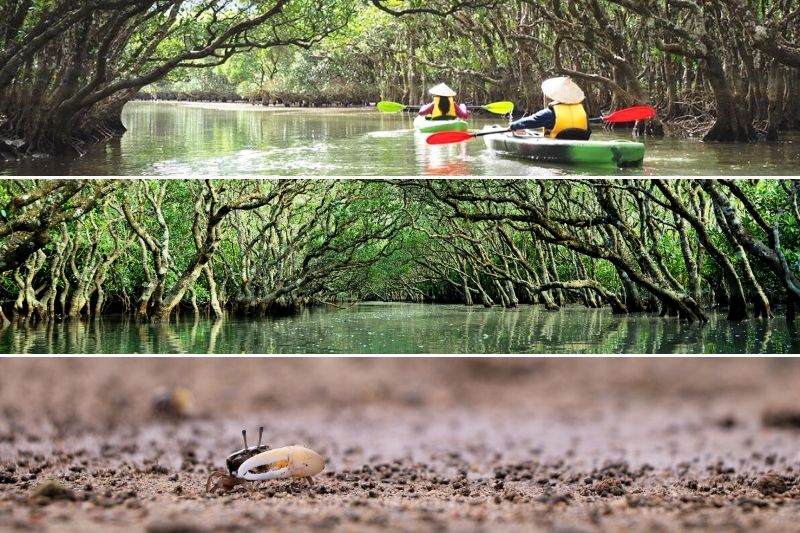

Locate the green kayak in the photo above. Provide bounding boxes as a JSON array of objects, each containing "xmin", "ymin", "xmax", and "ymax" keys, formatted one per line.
[
  {"xmin": 414, "ymin": 115, "xmax": 469, "ymax": 133},
  {"xmin": 482, "ymin": 127, "xmax": 645, "ymax": 167}
]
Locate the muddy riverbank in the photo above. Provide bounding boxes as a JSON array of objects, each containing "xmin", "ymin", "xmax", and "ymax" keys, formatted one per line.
[{"xmin": 1, "ymin": 358, "xmax": 799, "ymax": 532}]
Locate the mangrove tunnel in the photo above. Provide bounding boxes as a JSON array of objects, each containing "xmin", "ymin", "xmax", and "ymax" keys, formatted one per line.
[
  {"xmin": 2, "ymin": 0, "xmax": 800, "ymax": 160},
  {"xmin": 1, "ymin": 179, "xmax": 799, "ymax": 325}
]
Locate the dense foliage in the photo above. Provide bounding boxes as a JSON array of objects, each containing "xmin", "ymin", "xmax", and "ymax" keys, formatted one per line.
[{"xmin": 2, "ymin": 179, "xmax": 798, "ymax": 324}]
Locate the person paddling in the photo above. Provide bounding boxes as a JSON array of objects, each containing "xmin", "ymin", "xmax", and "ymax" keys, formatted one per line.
[
  {"xmin": 509, "ymin": 77, "xmax": 591, "ymax": 140},
  {"xmin": 418, "ymin": 83, "xmax": 470, "ymax": 121}
]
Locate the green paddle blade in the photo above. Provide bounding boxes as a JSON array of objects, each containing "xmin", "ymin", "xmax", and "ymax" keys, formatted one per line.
[
  {"xmin": 483, "ymin": 101, "xmax": 514, "ymax": 115},
  {"xmin": 376, "ymin": 101, "xmax": 406, "ymax": 113}
]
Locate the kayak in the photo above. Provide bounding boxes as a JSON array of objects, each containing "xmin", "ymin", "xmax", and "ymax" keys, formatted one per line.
[
  {"xmin": 481, "ymin": 126, "xmax": 645, "ymax": 167},
  {"xmin": 413, "ymin": 115, "xmax": 469, "ymax": 133}
]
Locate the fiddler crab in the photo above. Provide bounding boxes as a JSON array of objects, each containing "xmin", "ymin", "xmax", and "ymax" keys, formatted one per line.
[{"xmin": 205, "ymin": 426, "xmax": 325, "ymax": 494}]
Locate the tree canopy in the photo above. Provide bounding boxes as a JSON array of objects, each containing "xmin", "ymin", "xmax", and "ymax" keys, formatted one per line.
[{"xmin": 2, "ymin": 179, "xmax": 799, "ymax": 324}]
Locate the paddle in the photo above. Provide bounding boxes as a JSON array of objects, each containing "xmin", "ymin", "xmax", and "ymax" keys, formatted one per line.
[
  {"xmin": 426, "ymin": 105, "xmax": 656, "ymax": 145},
  {"xmin": 474, "ymin": 101, "xmax": 514, "ymax": 115},
  {"xmin": 376, "ymin": 101, "xmax": 413, "ymax": 113},
  {"xmin": 376, "ymin": 100, "xmax": 514, "ymax": 115},
  {"xmin": 589, "ymin": 105, "xmax": 655, "ymax": 123}
]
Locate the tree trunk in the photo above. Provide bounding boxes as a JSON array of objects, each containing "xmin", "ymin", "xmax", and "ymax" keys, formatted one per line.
[
  {"xmin": 460, "ymin": 258, "xmax": 473, "ymax": 306},
  {"xmin": 619, "ymin": 270, "xmax": 645, "ymax": 313},
  {"xmin": 204, "ymin": 264, "xmax": 224, "ymax": 319},
  {"xmin": 536, "ymin": 245, "xmax": 559, "ymax": 310},
  {"xmin": 766, "ymin": 62, "xmax": 786, "ymax": 141},
  {"xmin": 150, "ymin": 236, "xmax": 220, "ymax": 321},
  {"xmin": 701, "ymin": 54, "xmax": 756, "ymax": 142},
  {"xmin": 493, "ymin": 279, "xmax": 509, "ymax": 307},
  {"xmin": 470, "ymin": 269, "xmax": 494, "ymax": 308},
  {"xmin": 675, "ymin": 214, "xmax": 701, "ymax": 304},
  {"xmin": 505, "ymin": 279, "xmax": 519, "ymax": 308}
]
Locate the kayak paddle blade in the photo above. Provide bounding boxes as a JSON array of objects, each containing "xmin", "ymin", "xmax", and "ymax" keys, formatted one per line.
[
  {"xmin": 483, "ymin": 101, "xmax": 514, "ymax": 115},
  {"xmin": 426, "ymin": 131, "xmax": 477, "ymax": 145},
  {"xmin": 376, "ymin": 101, "xmax": 406, "ymax": 113},
  {"xmin": 603, "ymin": 105, "xmax": 656, "ymax": 123}
]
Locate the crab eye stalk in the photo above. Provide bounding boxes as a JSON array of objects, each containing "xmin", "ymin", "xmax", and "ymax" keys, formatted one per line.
[{"xmin": 224, "ymin": 427, "xmax": 272, "ymax": 475}]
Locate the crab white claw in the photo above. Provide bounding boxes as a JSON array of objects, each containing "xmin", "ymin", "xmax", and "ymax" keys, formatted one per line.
[{"xmin": 238, "ymin": 445, "xmax": 325, "ymax": 481}]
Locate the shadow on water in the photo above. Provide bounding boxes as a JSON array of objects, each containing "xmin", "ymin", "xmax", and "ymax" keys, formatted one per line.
[
  {"xmin": 2, "ymin": 102, "xmax": 798, "ymax": 175},
  {"xmin": 1, "ymin": 304, "xmax": 797, "ymax": 354}
]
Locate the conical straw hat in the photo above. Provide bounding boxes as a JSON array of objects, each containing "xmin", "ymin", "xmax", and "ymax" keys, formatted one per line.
[
  {"xmin": 541, "ymin": 77, "xmax": 585, "ymax": 104},
  {"xmin": 428, "ymin": 83, "xmax": 456, "ymax": 97}
]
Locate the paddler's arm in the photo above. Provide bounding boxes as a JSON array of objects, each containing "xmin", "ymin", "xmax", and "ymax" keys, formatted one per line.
[
  {"xmin": 418, "ymin": 103, "xmax": 434, "ymax": 116},
  {"xmin": 456, "ymin": 102, "xmax": 470, "ymax": 119},
  {"xmin": 509, "ymin": 108, "xmax": 555, "ymax": 130}
]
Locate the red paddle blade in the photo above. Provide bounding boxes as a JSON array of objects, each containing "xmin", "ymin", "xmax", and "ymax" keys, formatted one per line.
[
  {"xmin": 426, "ymin": 131, "xmax": 476, "ymax": 145},
  {"xmin": 603, "ymin": 105, "xmax": 656, "ymax": 123}
]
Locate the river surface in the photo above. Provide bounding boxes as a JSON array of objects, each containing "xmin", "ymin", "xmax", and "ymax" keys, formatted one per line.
[
  {"xmin": 2, "ymin": 102, "xmax": 799, "ymax": 176},
  {"xmin": 2, "ymin": 303, "xmax": 797, "ymax": 354}
]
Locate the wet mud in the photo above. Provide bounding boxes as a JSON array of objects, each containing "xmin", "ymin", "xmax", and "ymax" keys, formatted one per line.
[{"xmin": 1, "ymin": 358, "xmax": 800, "ymax": 532}]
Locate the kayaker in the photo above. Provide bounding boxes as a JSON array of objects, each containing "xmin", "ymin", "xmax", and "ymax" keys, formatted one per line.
[
  {"xmin": 509, "ymin": 77, "xmax": 591, "ymax": 140},
  {"xmin": 418, "ymin": 83, "xmax": 470, "ymax": 121}
]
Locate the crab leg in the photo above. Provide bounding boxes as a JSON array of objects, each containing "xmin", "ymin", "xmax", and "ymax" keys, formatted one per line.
[{"xmin": 237, "ymin": 445, "xmax": 324, "ymax": 482}]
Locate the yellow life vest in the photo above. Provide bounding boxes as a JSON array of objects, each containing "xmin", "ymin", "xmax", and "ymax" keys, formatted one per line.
[
  {"xmin": 431, "ymin": 95, "xmax": 457, "ymax": 119},
  {"xmin": 549, "ymin": 103, "xmax": 589, "ymax": 139}
]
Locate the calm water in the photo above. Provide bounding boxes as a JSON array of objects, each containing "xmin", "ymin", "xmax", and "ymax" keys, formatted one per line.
[
  {"xmin": 2, "ymin": 102, "xmax": 799, "ymax": 176},
  {"xmin": 2, "ymin": 303, "xmax": 797, "ymax": 354}
]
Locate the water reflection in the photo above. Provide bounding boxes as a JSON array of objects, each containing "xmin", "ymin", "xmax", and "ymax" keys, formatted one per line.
[
  {"xmin": 1, "ymin": 304, "xmax": 797, "ymax": 354},
  {"xmin": 2, "ymin": 102, "xmax": 798, "ymax": 175},
  {"xmin": 412, "ymin": 129, "xmax": 471, "ymax": 175}
]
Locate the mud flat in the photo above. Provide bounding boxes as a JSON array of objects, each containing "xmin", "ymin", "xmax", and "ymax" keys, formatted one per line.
[{"xmin": 1, "ymin": 358, "xmax": 799, "ymax": 532}]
